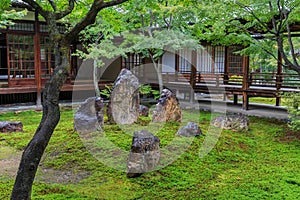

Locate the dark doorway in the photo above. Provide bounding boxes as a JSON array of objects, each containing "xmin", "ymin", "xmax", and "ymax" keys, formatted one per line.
[{"xmin": 0, "ymin": 33, "xmax": 7, "ymax": 79}]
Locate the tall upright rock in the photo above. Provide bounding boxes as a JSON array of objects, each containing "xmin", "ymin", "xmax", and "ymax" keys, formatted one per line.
[{"xmin": 107, "ymin": 69, "xmax": 140, "ymax": 124}]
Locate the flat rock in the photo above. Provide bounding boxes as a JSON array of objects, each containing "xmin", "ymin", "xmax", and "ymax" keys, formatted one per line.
[
  {"xmin": 0, "ymin": 121, "xmax": 23, "ymax": 133},
  {"xmin": 176, "ymin": 122, "xmax": 202, "ymax": 137}
]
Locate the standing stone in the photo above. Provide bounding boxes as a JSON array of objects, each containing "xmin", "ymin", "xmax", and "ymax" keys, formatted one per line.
[
  {"xmin": 107, "ymin": 69, "xmax": 140, "ymax": 124},
  {"xmin": 0, "ymin": 121, "xmax": 23, "ymax": 133},
  {"xmin": 127, "ymin": 130, "xmax": 160, "ymax": 178},
  {"xmin": 74, "ymin": 97, "xmax": 104, "ymax": 133},
  {"xmin": 176, "ymin": 122, "xmax": 202, "ymax": 137},
  {"xmin": 212, "ymin": 114, "xmax": 249, "ymax": 132},
  {"xmin": 139, "ymin": 105, "xmax": 149, "ymax": 117},
  {"xmin": 152, "ymin": 89, "xmax": 182, "ymax": 122}
]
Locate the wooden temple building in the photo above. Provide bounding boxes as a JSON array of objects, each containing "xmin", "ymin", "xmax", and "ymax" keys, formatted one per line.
[{"xmin": 1, "ymin": 9, "xmax": 300, "ymax": 110}]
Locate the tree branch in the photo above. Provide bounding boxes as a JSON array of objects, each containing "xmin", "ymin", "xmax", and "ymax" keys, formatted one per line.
[
  {"xmin": 282, "ymin": 2, "xmax": 299, "ymax": 67},
  {"xmin": 269, "ymin": 1, "xmax": 278, "ymax": 34},
  {"xmin": 64, "ymin": 0, "xmax": 128, "ymax": 45},
  {"xmin": 55, "ymin": 0, "xmax": 75, "ymax": 20},
  {"xmin": 22, "ymin": 0, "xmax": 48, "ymax": 18},
  {"xmin": 101, "ymin": 0, "xmax": 128, "ymax": 9},
  {"xmin": 48, "ymin": 0, "xmax": 57, "ymax": 11},
  {"xmin": 275, "ymin": 0, "xmax": 285, "ymax": 34},
  {"xmin": 236, "ymin": 1, "xmax": 274, "ymax": 35},
  {"xmin": 163, "ymin": 14, "xmax": 172, "ymax": 30}
]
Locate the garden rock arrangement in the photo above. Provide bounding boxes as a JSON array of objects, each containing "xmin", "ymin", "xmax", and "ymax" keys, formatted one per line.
[
  {"xmin": 74, "ymin": 96, "xmax": 104, "ymax": 133},
  {"xmin": 127, "ymin": 130, "xmax": 160, "ymax": 178},
  {"xmin": 107, "ymin": 69, "xmax": 140, "ymax": 124},
  {"xmin": 176, "ymin": 122, "xmax": 202, "ymax": 137},
  {"xmin": 0, "ymin": 121, "xmax": 23, "ymax": 133},
  {"xmin": 212, "ymin": 114, "xmax": 249, "ymax": 131},
  {"xmin": 152, "ymin": 89, "xmax": 182, "ymax": 122}
]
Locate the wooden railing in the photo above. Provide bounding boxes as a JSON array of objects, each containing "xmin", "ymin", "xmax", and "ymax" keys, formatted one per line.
[
  {"xmin": 162, "ymin": 72, "xmax": 241, "ymax": 86},
  {"xmin": 249, "ymin": 72, "xmax": 300, "ymax": 89},
  {"xmin": 162, "ymin": 71, "xmax": 300, "ymax": 91}
]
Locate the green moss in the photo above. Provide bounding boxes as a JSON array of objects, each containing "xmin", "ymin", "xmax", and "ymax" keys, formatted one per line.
[{"xmin": 0, "ymin": 109, "xmax": 299, "ymax": 199}]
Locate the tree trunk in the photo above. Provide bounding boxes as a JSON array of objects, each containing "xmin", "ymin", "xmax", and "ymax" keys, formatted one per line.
[{"xmin": 10, "ymin": 54, "xmax": 70, "ymax": 200}]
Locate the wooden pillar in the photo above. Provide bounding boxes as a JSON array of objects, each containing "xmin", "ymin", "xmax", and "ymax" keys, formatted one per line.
[
  {"xmin": 34, "ymin": 11, "xmax": 42, "ymax": 107},
  {"xmin": 276, "ymin": 49, "xmax": 283, "ymax": 106},
  {"xmin": 242, "ymin": 55, "xmax": 250, "ymax": 110},
  {"xmin": 190, "ymin": 50, "xmax": 197, "ymax": 103},
  {"xmin": 224, "ymin": 46, "xmax": 229, "ymax": 84},
  {"xmin": 142, "ymin": 57, "xmax": 146, "ymax": 83},
  {"xmin": 175, "ymin": 52, "xmax": 179, "ymax": 81},
  {"xmin": 6, "ymin": 33, "xmax": 11, "ymax": 87},
  {"xmin": 211, "ymin": 46, "xmax": 215, "ymax": 73}
]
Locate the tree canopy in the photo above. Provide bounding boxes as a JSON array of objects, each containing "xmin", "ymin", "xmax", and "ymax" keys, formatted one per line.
[{"xmin": 82, "ymin": 0, "xmax": 300, "ymax": 76}]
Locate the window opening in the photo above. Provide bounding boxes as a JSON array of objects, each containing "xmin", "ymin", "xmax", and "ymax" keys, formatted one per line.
[{"xmin": 8, "ymin": 34, "xmax": 35, "ymax": 79}]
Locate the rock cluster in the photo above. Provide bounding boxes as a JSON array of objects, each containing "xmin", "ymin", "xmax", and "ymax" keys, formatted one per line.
[{"xmin": 212, "ymin": 114, "xmax": 249, "ymax": 131}]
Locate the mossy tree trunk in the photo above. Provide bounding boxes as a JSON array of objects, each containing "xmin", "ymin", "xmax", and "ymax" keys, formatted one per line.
[
  {"xmin": 10, "ymin": 0, "xmax": 128, "ymax": 199},
  {"xmin": 10, "ymin": 51, "xmax": 70, "ymax": 200}
]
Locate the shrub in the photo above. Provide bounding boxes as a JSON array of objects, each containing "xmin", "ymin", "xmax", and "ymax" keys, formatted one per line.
[
  {"xmin": 100, "ymin": 84, "xmax": 160, "ymax": 100},
  {"xmin": 281, "ymin": 92, "xmax": 300, "ymax": 131}
]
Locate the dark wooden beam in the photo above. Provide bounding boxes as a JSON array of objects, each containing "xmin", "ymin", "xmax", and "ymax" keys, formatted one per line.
[
  {"xmin": 276, "ymin": 49, "xmax": 283, "ymax": 106},
  {"xmin": 175, "ymin": 52, "xmax": 179, "ymax": 81},
  {"xmin": 34, "ymin": 11, "xmax": 42, "ymax": 106},
  {"xmin": 242, "ymin": 55, "xmax": 250, "ymax": 110}
]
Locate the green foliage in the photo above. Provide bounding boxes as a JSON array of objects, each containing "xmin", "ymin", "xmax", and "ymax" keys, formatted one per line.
[
  {"xmin": 99, "ymin": 84, "xmax": 113, "ymax": 98},
  {"xmin": 99, "ymin": 84, "xmax": 160, "ymax": 100},
  {"xmin": 139, "ymin": 84, "xmax": 160, "ymax": 99},
  {"xmin": 282, "ymin": 92, "xmax": 300, "ymax": 131},
  {"xmin": 79, "ymin": 0, "xmax": 202, "ymax": 71},
  {"xmin": 0, "ymin": 109, "xmax": 300, "ymax": 199},
  {"xmin": 84, "ymin": 28, "xmax": 201, "ymax": 69},
  {"xmin": 0, "ymin": 1, "xmax": 27, "ymax": 29}
]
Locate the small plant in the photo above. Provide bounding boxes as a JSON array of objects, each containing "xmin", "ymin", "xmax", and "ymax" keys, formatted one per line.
[
  {"xmin": 100, "ymin": 84, "xmax": 160, "ymax": 100},
  {"xmin": 139, "ymin": 84, "xmax": 160, "ymax": 100},
  {"xmin": 139, "ymin": 84, "xmax": 153, "ymax": 95},
  {"xmin": 99, "ymin": 85, "xmax": 112, "ymax": 99},
  {"xmin": 281, "ymin": 91, "xmax": 300, "ymax": 131}
]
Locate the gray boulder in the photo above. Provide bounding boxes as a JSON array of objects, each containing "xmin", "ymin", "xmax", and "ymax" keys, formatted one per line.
[
  {"xmin": 212, "ymin": 114, "xmax": 249, "ymax": 132},
  {"xmin": 127, "ymin": 130, "xmax": 160, "ymax": 178},
  {"xmin": 74, "ymin": 97, "xmax": 104, "ymax": 133},
  {"xmin": 139, "ymin": 105, "xmax": 149, "ymax": 117},
  {"xmin": 152, "ymin": 89, "xmax": 182, "ymax": 122},
  {"xmin": 107, "ymin": 69, "xmax": 140, "ymax": 124},
  {"xmin": 176, "ymin": 122, "xmax": 202, "ymax": 137},
  {"xmin": 0, "ymin": 121, "xmax": 23, "ymax": 133}
]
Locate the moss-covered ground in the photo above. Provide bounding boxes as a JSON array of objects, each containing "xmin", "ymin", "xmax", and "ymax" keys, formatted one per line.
[{"xmin": 0, "ymin": 108, "xmax": 299, "ymax": 199}]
